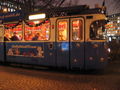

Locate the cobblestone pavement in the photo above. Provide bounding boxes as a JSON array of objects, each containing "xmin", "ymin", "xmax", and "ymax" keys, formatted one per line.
[{"xmin": 0, "ymin": 61, "xmax": 120, "ymax": 90}]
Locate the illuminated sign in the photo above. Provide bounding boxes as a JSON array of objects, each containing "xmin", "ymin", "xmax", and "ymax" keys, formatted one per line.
[
  {"xmin": 29, "ymin": 13, "xmax": 46, "ymax": 20},
  {"xmin": 61, "ymin": 42, "xmax": 69, "ymax": 51}
]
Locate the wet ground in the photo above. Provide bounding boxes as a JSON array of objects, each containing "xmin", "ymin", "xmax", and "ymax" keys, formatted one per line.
[{"xmin": 0, "ymin": 60, "xmax": 120, "ymax": 90}]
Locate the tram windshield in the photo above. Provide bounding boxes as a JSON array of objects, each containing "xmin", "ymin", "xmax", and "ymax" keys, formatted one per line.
[{"xmin": 90, "ymin": 20, "xmax": 106, "ymax": 40}]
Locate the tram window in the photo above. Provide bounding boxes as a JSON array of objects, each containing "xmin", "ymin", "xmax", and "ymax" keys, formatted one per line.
[
  {"xmin": 90, "ymin": 20, "xmax": 106, "ymax": 40},
  {"xmin": 24, "ymin": 20, "xmax": 50, "ymax": 41},
  {"xmin": 72, "ymin": 20, "xmax": 83, "ymax": 40},
  {"xmin": 58, "ymin": 21, "xmax": 68, "ymax": 41},
  {"xmin": 4, "ymin": 24, "xmax": 23, "ymax": 41}
]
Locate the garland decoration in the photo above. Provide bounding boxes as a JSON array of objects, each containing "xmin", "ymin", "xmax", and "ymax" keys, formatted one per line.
[
  {"xmin": 4, "ymin": 20, "xmax": 22, "ymax": 29},
  {"xmin": 4, "ymin": 18, "xmax": 49, "ymax": 29},
  {"xmin": 24, "ymin": 18, "xmax": 49, "ymax": 27}
]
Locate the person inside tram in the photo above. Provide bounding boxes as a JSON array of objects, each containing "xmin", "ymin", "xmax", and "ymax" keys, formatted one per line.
[
  {"xmin": 32, "ymin": 33, "xmax": 40, "ymax": 40},
  {"xmin": 4, "ymin": 33, "xmax": 11, "ymax": 41},
  {"xmin": 18, "ymin": 34, "xmax": 22, "ymax": 40},
  {"xmin": 25, "ymin": 33, "xmax": 34, "ymax": 41},
  {"xmin": 38, "ymin": 32, "xmax": 45, "ymax": 40},
  {"xmin": 58, "ymin": 31, "xmax": 66, "ymax": 41},
  {"xmin": 11, "ymin": 32, "xmax": 20, "ymax": 41}
]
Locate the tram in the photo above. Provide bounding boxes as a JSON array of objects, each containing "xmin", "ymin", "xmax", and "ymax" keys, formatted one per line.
[{"xmin": 0, "ymin": 6, "xmax": 108, "ymax": 70}]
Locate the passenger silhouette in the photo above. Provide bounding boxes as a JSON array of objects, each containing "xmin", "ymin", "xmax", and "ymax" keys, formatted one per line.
[{"xmin": 11, "ymin": 32, "xmax": 19, "ymax": 41}]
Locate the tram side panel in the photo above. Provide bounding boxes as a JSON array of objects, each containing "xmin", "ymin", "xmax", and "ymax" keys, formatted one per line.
[
  {"xmin": 0, "ymin": 25, "xmax": 5, "ymax": 62},
  {"xmin": 70, "ymin": 42, "xmax": 84, "ymax": 69},
  {"xmin": 85, "ymin": 17, "xmax": 108, "ymax": 70},
  {"xmin": 5, "ymin": 20, "xmax": 56, "ymax": 67},
  {"xmin": 5, "ymin": 42, "xmax": 56, "ymax": 66},
  {"xmin": 85, "ymin": 42, "xmax": 100, "ymax": 69},
  {"xmin": 85, "ymin": 42, "xmax": 107, "ymax": 69},
  {"xmin": 0, "ymin": 42, "xmax": 4, "ymax": 62},
  {"xmin": 6, "ymin": 42, "xmax": 43, "ymax": 65},
  {"xmin": 95, "ymin": 42, "xmax": 108, "ymax": 68}
]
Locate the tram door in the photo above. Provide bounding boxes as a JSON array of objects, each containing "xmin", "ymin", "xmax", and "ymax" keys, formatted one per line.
[
  {"xmin": 70, "ymin": 18, "xmax": 84, "ymax": 69},
  {"xmin": 0, "ymin": 25, "xmax": 4, "ymax": 62},
  {"xmin": 56, "ymin": 19, "xmax": 70, "ymax": 68},
  {"xmin": 56, "ymin": 17, "xmax": 84, "ymax": 69}
]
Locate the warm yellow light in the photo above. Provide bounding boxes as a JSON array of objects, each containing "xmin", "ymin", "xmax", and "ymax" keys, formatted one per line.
[
  {"xmin": 29, "ymin": 13, "xmax": 46, "ymax": 20},
  {"xmin": 3, "ymin": 8, "xmax": 8, "ymax": 12},
  {"xmin": 33, "ymin": 21, "xmax": 40, "ymax": 24}
]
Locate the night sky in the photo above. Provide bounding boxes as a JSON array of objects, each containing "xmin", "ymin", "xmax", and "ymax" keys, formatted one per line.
[
  {"xmin": 78, "ymin": 0, "xmax": 103, "ymax": 8},
  {"xmin": 76, "ymin": 0, "xmax": 119, "ymax": 15}
]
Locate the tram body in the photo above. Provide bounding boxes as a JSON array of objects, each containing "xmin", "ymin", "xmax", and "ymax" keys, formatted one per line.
[{"xmin": 0, "ymin": 12, "xmax": 108, "ymax": 70}]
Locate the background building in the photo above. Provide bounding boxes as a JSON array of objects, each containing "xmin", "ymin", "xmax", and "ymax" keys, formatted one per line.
[
  {"xmin": 0, "ymin": 1, "xmax": 21, "ymax": 13},
  {"xmin": 106, "ymin": 13, "xmax": 120, "ymax": 42}
]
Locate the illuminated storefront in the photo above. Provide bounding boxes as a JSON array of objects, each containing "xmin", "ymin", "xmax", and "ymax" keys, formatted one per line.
[{"xmin": 106, "ymin": 13, "xmax": 120, "ymax": 41}]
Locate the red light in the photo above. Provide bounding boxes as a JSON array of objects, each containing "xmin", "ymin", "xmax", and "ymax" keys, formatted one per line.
[{"xmin": 45, "ymin": 20, "xmax": 49, "ymax": 23}]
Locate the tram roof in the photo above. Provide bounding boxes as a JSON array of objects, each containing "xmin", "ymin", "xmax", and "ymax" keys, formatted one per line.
[{"xmin": 29, "ymin": 5, "xmax": 104, "ymax": 18}]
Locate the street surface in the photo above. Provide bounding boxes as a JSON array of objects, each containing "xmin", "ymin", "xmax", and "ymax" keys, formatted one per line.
[{"xmin": 0, "ymin": 60, "xmax": 119, "ymax": 90}]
